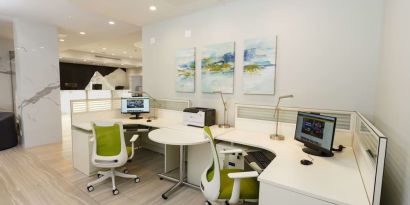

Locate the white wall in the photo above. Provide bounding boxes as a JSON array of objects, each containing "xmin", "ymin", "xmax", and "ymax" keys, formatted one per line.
[
  {"xmin": 14, "ymin": 18, "xmax": 62, "ymax": 148},
  {"xmin": 0, "ymin": 36, "xmax": 14, "ymax": 111},
  {"xmin": 375, "ymin": 0, "xmax": 410, "ymax": 204},
  {"xmin": 142, "ymin": 0, "xmax": 384, "ymax": 125}
]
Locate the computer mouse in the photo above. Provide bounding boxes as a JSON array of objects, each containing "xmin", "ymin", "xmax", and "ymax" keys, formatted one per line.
[{"xmin": 300, "ymin": 159, "xmax": 313, "ymax": 166}]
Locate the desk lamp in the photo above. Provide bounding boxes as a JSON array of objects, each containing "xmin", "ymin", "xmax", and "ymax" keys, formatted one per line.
[
  {"xmin": 213, "ymin": 91, "xmax": 230, "ymax": 128},
  {"xmin": 270, "ymin": 94, "xmax": 294, "ymax": 141},
  {"xmin": 129, "ymin": 91, "xmax": 160, "ymax": 120}
]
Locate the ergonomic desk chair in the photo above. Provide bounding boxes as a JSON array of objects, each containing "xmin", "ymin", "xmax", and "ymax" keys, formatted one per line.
[
  {"xmin": 201, "ymin": 127, "xmax": 259, "ymax": 205},
  {"xmin": 86, "ymin": 121, "xmax": 140, "ymax": 195}
]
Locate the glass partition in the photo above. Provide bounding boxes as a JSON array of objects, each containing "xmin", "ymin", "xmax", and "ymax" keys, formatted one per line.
[{"xmin": 354, "ymin": 113, "xmax": 387, "ymax": 205}]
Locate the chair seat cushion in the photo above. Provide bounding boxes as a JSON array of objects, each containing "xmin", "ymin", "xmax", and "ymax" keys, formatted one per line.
[
  {"xmin": 126, "ymin": 146, "xmax": 133, "ymax": 157},
  {"xmin": 208, "ymin": 168, "xmax": 259, "ymax": 200}
]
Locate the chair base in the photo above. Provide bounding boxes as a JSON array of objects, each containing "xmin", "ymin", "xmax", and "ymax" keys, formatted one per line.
[{"xmin": 86, "ymin": 168, "xmax": 140, "ymax": 195}]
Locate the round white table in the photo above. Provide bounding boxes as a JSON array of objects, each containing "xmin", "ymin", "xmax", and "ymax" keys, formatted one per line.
[{"xmin": 148, "ymin": 128, "xmax": 208, "ymax": 199}]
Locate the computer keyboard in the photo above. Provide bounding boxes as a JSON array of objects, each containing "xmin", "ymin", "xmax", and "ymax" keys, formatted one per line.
[{"xmin": 245, "ymin": 151, "xmax": 275, "ymax": 171}]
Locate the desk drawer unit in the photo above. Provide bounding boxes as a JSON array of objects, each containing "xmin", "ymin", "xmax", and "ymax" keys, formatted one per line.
[{"xmin": 259, "ymin": 182, "xmax": 333, "ymax": 205}]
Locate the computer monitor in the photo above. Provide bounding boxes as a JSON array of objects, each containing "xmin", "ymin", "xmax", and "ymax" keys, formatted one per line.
[
  {"xmin": 121, "ymin": 97, "xmax": 150, "ymax": 119},
  {"xmin": 294, "ymin": 112, "xmax": 337, "ymax": 157}
]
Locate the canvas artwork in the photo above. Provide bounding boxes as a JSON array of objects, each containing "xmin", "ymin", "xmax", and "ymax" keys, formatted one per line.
[
  {"xmin": 175, "ymin": 48, "xmax": 196, "ymax": 93},
  {"xmin": 201, "ymin": 42, "xmax": 235, "ymax": 93},
  {"xmin": 243, "ymin": 37, "xmax": 277, "ymax": 95}
]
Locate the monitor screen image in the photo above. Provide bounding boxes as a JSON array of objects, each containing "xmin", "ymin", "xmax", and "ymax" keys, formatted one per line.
[
  {"xmin": 121, "ymin": 97, "xmax": 150, "ymax": 113},
  {"xmin": 295, "ymin": 112, "xmax": 337, "ymax": 157}
]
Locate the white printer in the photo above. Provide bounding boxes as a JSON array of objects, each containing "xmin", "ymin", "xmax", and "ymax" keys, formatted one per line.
[{"xmin": 183, "ymin": 107, "xmax": 216, "ymax": 127}]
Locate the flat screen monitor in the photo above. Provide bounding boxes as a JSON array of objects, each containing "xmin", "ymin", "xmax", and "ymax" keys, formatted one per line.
[
  {"xmin": 121, "ymin": 97, "xmax": 150, "ymax": 119},
  {"xmin": 294, "ymin": 112, "xmax": 337, "ymax": 157}
]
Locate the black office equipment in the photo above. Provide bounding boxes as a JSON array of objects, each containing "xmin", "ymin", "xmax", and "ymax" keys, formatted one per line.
[
  {"xmin": 300, "ymin": 159, "xmax": 313, "ymax": 166},
  {"xmin": 295, "ymin": 112, "xmax": 337, "ymax": 157},
  {"xmin": 92, "ymin": 84, "xmax": 102, "ymax": 90},
  {"xmin": 0, "ymin": 112, "xmax": 18, "ymax": 151},
  {"xmin": 183, "ymin": 107, "xmax": 216, "ymax": 127},
  {"xmin": 245, "ymin": 151, "xmax": 275, "ymax": 171},
  {"xmin": 121, "ymin": 97, "xmax": 150, "ymax": 119}
]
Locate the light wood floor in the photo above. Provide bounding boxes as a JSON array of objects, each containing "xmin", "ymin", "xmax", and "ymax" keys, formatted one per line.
[
  {"xmin": 0, "ymin": 115, "xmax": 256, "ymax": 205},
  {"xmin": 0, "ymin": 144, "xmax": 207, "ymax": 205}
]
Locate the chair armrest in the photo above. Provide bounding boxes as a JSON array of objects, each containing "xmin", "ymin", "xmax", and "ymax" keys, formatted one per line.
[
  {"xmin": 219, "ymin": 149, "xmax": 243, "ymax": 154},
  {"xmin": 227, "ymin": 171, "xmax": 259, "ymax": 204},
  {"xmin": 228, "ymin": 171, "xmax": 259, "ymax": 179},
  {"xmin": 130, "ymin": 134, "xmax": 139, "ymax": 142}
]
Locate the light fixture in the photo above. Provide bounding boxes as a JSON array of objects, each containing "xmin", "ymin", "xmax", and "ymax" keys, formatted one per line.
[
  {"xmin": 102, "ymin": 48, "xmax": 107, "ymax": 50},
  {"xmin": 123, "ymin": 51, "xmax": 127, "ymax": 54},
  {"xmin": 83, "ymin": 59, "xmax": 87, "ymax": 62},
  {"xmin": 59, "ymin": 39, "xmax": 65, "ymax": 42},
  {"xmin": 79, "ymin": 32, "xmax": 86, "ymax": 35},
  {"xmin": 213, "ymin": 91, "xmax": 230, "ymax": 128},
  {"xmin": 270, "ymin": 95, "xmax": 294, "ymax": 141},
  {"xmin": 39, "ymin": 46, "xmax": 45, "ymax": 49},
  {"xmin": 112, "ymin": 53, "xmax": 115, "ymax": 56},
  {"xmin": 149, "ymin": 5, "xmax": 157, "ymax": 11},
  {"xmin": 91, "ymin": 50, "xmax": 95, "ymax": 53},
  {"xmin": 108, "ymin": 21, "xmax": 115, "ymax": 25}
]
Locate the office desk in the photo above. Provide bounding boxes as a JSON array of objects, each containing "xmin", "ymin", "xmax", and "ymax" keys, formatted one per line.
[{"xmin": 217, "ymin": 129, "xmax": 369, "ymax": 205}]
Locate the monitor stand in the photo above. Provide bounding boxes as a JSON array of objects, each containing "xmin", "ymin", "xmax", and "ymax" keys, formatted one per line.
[
  {"xmin": 129, "ymin": 113, "xmax": 143, "ymax": 120},
  {"xmin": 302, "ymin": 147, "xmax": 334, "ymax": 157}
]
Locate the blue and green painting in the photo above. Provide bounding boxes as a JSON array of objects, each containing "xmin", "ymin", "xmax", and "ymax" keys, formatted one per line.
[
  {"xmin": 176, "ymin": 48, "xmax": 195, "ymax": 93},
  {"xmin": 243, "ymin": 37, "xmax": 277, "ymax": 95},
  {"xmin": 201, "ymin": 42, "xmax": 235, "ymax": 93}
]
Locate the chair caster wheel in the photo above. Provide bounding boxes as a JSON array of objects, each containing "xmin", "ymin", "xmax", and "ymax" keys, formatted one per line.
[
  {"xmin": 159, "ymin": 177, "xmax": 163, "ymax": 180},
  {"xmin": 87, "ymin": 185, "xmax": 94, "ymax": 192},
  {"xmin": 123, "ymin": 169, "xmax": 129, "ymax": 174},
  {"xmin": 134, "ymin": 177, "xmax": 140, "ymax": 183},
  {"xmin": 97, "ymin": 174, "xmax": 102, "ymax": 178},
  {"xmin": 205, "ymin": 200, "xmax": 212, "ymax": 205},
  {"xmin": 112, "ymin": 188, "xmax": 119, "ymax": 195},
  {"xmin": 162, "ymin": 194, "xmax": 168, "ymax": 200}
]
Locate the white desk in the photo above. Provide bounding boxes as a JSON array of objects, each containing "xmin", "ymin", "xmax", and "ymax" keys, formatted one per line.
[
  {"xmin": 217, "ymin": 129, "xmax": 369, "ymax": 205},
  {"xmin": 72, "ymin": 116, "xmax": 369, "ymax": 205}
]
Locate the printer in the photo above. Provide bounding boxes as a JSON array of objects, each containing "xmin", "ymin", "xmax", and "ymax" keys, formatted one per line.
[{"xmin": 183, "ymin": 107, "xmax": 216, "ymax": 127}]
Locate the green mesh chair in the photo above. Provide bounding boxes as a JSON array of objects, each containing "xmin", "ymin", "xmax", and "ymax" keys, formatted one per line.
[
  {"xmin": 86, "ymin": 121, "xmax": 140, "ymax": 195},
  {"xmin": 201, "ymin": 126, "xmax": 259, "ymax": 205}
]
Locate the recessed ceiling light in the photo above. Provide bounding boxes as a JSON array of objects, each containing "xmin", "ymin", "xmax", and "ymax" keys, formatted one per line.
[
  {"xmin": 108, "ymin": 21, "xmax": 115, "ymax": 25},
  {"xmin": 91, "ymin": 50, "xmax": 95, "ymax": 53},
  {"xmin": 59, "ymin": 39, "xmax": 65, "ymax": 42},
  {"xmin": 123, "ymin": 51, "xmax": 127, "ymax": 54},
  {"xmin": 79, "ymin": 32, "xmax": 86, "ymax": 35},
  {"xmin": 83, "ymin": 59, "xmax": 87, "ymax": 62},
  {"xmin": 111, "ymin": 53, "xmax": 115, "ymax": 56},
  {"xmin": 102, "ymin": 48, "xmax": 107, "ymax": 50},
  {"xmin": 149, "ymin": 5, "xmax": 157, "ymax": 11},
  {"xmin": 40, "ymin": 46, "xmax": 45, "ymax": 49}
]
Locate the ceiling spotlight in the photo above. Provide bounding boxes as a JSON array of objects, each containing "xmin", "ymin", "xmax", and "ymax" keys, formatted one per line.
[
  {"xmin": 91, "ymin": 50, "xmax": 95, "ymax": 53},
  {"xmin": 108, "ymin": 21, "xmax": 115, "ymax": 25},
  {"xmin": 79, "ymin": 32, "xmax": 86, "ymax": 35},
  {"xmin": 111, "ymin": 53, "xmax": 115, "ymax": 56},
  {"xmin": 149, "ymin": 5, "xmax": 157, "ymax": 11},
  {"xmin": 102, "ymin": 48, "xmax": 107, "ymax": 50},
  {"xmin": 123, "ymin": 51, "xmax": 127, "ymax": 54},
  {"xmin": 59, "ymin": 39, "xmax": 65, "ymax": 42},
  {"xmin": 83, "ymin": 59, "xmax": 87, "ymax": 62}
]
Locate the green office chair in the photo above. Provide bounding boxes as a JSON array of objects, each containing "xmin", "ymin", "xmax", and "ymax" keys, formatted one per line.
[
  {"xmin": 201, "ymin": 127, "xmax": 259, "ymax": 205},
  {"xmin": 86, "ymin": 121, "xmax": 140, "ymax": 195}
]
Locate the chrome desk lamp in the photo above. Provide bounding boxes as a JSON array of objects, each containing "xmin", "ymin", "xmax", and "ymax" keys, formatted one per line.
[
  {"xmin": 270, "ymin": 94, "xmax": 294, "ymax": 140},
  {"xmin": 214, "ymin": 91, "xmax": 230, "ymax": 128}
]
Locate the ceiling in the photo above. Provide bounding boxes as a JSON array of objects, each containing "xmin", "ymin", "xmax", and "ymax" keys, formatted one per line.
[{"xmin": 0, "ymin": 0, "xmax": 234, "ymax": 67}]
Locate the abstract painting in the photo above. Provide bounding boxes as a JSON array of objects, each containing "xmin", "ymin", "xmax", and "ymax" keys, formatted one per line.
[
  {"xmin": 243, "ymin": 37, "xmax": 277, "ymax": 95},
  {"xmin": 201, "ymin": 42, "xmax": 235, "ymax": 93},
  {"xmin": 176, "ymin": 48, "xmax": 196, "ymax": 92}
]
